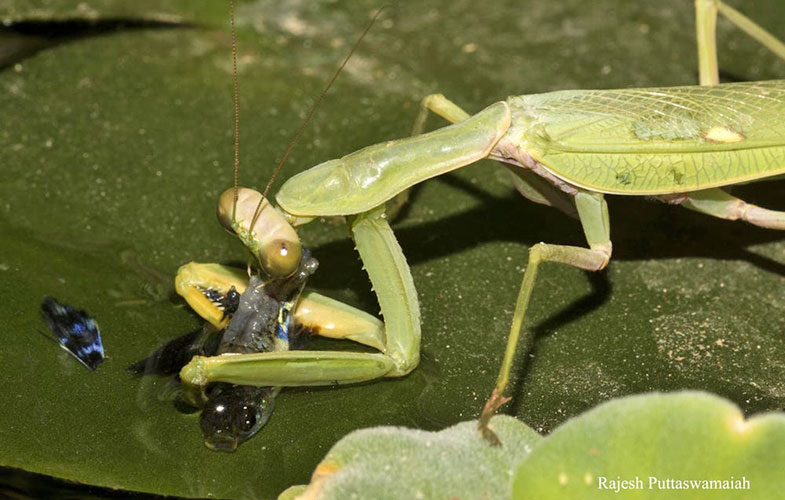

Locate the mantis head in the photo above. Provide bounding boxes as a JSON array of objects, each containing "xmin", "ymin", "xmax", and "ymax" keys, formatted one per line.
[
  {"xmin": 217, "ymin": 187, "xmax": 302, "ymax": 278},
  {"xmin": 216, "ymin": 2, "xmax": 384, "ymax": 280}
]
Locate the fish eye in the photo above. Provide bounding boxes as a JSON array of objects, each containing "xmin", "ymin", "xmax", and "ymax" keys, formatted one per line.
[{"xmin": 239, "ymin": 406, "xmax": 257, "ymax": 433}]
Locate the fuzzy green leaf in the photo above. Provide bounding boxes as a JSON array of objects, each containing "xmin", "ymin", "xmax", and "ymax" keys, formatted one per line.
[
  {"xmin": 287, "ymin": 416, "xmax": 539, "ymax": 500},
  {"xmin": 513, "ymin": 392, "xmax": 785, "ymax": 499}
]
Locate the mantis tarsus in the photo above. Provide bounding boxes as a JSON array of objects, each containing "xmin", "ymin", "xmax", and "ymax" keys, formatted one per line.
[{"xmin": 175, "ymin": 0, "xmax": 785, "ymax": 445}]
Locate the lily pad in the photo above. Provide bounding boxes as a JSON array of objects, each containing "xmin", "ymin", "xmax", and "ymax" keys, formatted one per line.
[{"xmin": 2, "ymin": 0, "xmax": 785, "ymax": 498}]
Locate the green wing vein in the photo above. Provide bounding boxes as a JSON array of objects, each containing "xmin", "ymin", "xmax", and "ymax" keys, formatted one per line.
[{"xmin": 513, "ymin": 80, "xmax": 785, "ymax": 194}]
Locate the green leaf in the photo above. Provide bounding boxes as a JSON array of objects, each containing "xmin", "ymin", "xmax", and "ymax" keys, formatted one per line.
[
  {"xmin": 2, "ymin": 0, "xmax": 785, "ymax": 498},
  {"xmin": 0, "ymin": 0, "xmax": 225, "ymax": 24},
  {"xmin": 291, "ymin": 392, "xmax": 785, "ymax": 500},
  {"xmin": 286, "ymin": 416, "xmax": 539, "ymax": 500},
  {"xmin": 513, "ymin": 392, "xmax": 785, "ymax": 498}
]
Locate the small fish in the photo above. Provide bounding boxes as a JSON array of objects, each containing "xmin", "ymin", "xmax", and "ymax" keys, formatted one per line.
[{"xmin": 40, "ymin": 297, "xmax": 105, "ymax": 370}]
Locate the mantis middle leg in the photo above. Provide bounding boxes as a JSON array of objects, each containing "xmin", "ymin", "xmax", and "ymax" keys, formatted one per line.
[
  {"xmin": 478, "ymin": 190, "xmax": 612, "ymax": 444},
  {"xmin": 696, "ymin": 0, "xmax": 785, "ymax": 86},
  {"xmin": 412, "ymin": 93, "xmax": 471, "ymax": 135}
]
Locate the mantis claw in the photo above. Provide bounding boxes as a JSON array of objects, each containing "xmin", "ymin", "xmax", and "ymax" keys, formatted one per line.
[{"xmin": 478, "ymin": 386, "xmax": 512, "ymax": 446}]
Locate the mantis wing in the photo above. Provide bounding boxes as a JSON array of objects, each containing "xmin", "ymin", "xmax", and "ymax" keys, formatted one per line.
[{"xmin": 513, "ymin": 80, "xmax": 785, "ymax": 194}]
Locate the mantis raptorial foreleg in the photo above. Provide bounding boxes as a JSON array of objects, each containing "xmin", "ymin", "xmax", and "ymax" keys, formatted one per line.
[
  {"xmin": 176, "ymin": 263, "xmax": 386, "ymax": 350},
  {"xmin": 180, "ymin": 205, "xmax": 422, "ymax": 388}
]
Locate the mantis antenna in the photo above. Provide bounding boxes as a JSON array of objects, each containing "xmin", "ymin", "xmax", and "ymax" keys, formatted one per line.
[
  {"xmin": 229, "ymin": 0, "xmax": 240, "ymax": 223},
  {"xmin": 240, "ymin": 4, "xmax": 390, "ymax": 232}
]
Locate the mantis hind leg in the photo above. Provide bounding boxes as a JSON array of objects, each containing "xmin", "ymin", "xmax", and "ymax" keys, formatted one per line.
[
  {"xmin": 479, "ymin": 191, "xmax": 612, "ymax": 444},
  {"xmin": 695, "ymin": 0, "xmax": 785, "ymax": 86},
  {"xmin": 675, "ymin": 188, "xmax": 785, "ymax": 230}
]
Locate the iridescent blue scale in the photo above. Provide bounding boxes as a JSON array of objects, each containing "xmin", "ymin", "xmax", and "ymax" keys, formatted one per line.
[{"xmin": 40, "ymin": 297, "xmax": 105, "ymax": 371}]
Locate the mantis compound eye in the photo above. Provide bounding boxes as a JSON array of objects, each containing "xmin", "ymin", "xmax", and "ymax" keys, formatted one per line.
[
  {"xmin": 260, "ymin": 238, "xmax": 302, "ymax": 279},
  {"xmin": 217, "ymin": 188, "xmax": 240, "ymax": 234}
]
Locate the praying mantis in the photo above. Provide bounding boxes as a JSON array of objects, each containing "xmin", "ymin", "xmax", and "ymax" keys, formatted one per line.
[{"xmin": 174, "ymin": 0, "xmax": 785, "ymax": 445}]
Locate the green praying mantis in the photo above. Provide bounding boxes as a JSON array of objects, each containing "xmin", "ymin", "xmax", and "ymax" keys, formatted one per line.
[{"xmin": 174, "ymin": 0, "xmax": 785, "ymax": 444}]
